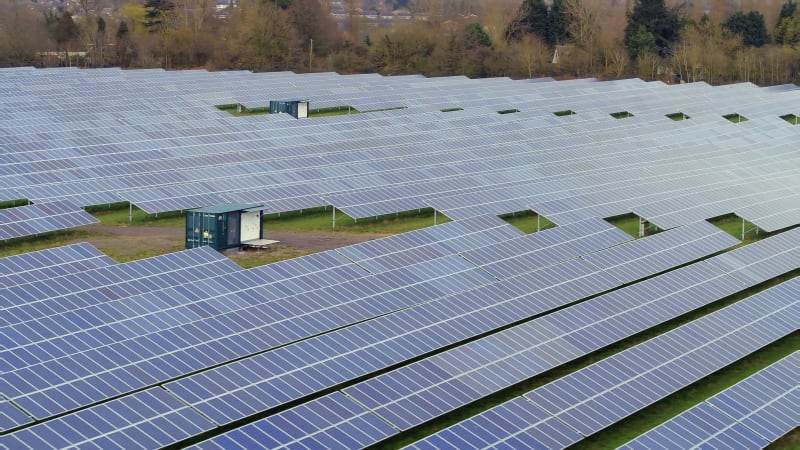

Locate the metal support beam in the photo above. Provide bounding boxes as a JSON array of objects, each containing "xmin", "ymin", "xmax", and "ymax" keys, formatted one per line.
[{"xmin": 742, "ymin": 218, "xmax": 746, "ymax": 241}]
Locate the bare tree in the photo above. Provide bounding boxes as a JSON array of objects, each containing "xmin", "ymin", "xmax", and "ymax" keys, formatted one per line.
[
  {"xmin": 77, "ymin": 0, "xmax": 100, "ymax": 18},
  {"xmin": 514, "ymin": 34, "xmax": 550, "ymax": 79},
  {"xmin": 563, "ymin": 0, "xmax": 598, "ymax": 73}
]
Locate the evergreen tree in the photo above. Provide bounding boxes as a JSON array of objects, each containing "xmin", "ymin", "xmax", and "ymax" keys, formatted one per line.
[
  {"xmin": 550, "ymin": 0, "xmax": 570, "ymax": 45},
  {"xmin": 143, "ymin": 0, "xmax": 174, "ymax": 31},
  {"xmin": 777, "ymin": 0, "xmax": 797, "ymax": 30},
  {"xmin": 45, "ymin": 10, "xmax": 80, "ymax": 50},
  {"xmin": 775, "ymin": 8, "xmax": 800, "ymax": 45},
  {"xmin": 463, "ymin": 22, "xmax": 492, "ymax": 49},
  {"xmin": 624, "ymin": 0, "xmax": 681, "ymax": 57},
  {"xmin": 628, "ymin": 25, "xmax": 657, "ymax": 59},
  {"xmin": 722, "ymin": 11, "xmax": 769, "ymax": 47},
  {"xmin": 506, "ymin": 0, "xmax": 574, "ymax": 46},
  {"xmin": 506, "ymin": 0, "xmax": 551, "ymax": 43}
]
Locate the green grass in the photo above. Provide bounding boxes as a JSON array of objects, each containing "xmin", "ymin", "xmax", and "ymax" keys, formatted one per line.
[
  {"xmin": 215, "ymin": 104, "xmax": 269, "ymax": 117},
  {"xmin": 611, "ymin": 111, "xmax": 635, "ymax": 119},
  {"xmin": 0, "ymin": 229, "xmax": 91, "ymax": 258},
  {"xmin": 554, "ymin": 109, "xmax": 576, "ymax": 116},
  {"xmin": 497, "ymin": 108, "xmax": 520, "ymax": 114},
  {"xmin": 263, "ymin": 207, "xmax": 450, "ymax": 234},
  {"xmin": 440, "ymin": 107, "xmax": 464, "ymax": 113},
  {"xmin": 89, "ymin": 204, "xmax": 186, "ymax": 227},
  {"xmin": 723, "ymin": 113, "xmax": 748, "ymax": 123},
  {"xmin": 780, "ymin": 113, "xmax": 799, "ymax": 125},
  {"xmin": 500, "ymin": 211, "xmax": 555, "ymax": 234},
  {"xmin": 666, "ymin": 112, "xmax": 690, "ymax": 121},
  {"xmin": 0, "ymin": 198, "xmax": 30, "ymax": 209},
  {"xmin": 308, "ymin": 105, "xmax": 359, "ymax": 117},
  {"xmin": 710, "ymin": 214, "xmax": 763, "ymax": 243},
  {"xmin": 606, "ymin": 213, "xmax": 643, "ymax": 237}
]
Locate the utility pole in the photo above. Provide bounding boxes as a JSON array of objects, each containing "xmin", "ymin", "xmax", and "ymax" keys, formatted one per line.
[{"xmin": 309, "ymin": 38, "xmax": 313, "ymax": 71}]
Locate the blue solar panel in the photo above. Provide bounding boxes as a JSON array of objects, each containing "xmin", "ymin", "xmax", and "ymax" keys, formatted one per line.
[
  {"xmin": 164, "ymin": 258, "xmax": 614, "ymax": 427},
  {"xmin": 0, "ymin": 388, "xmax": 215, "ymax": 449},
  {"xmin": 340, "ymin": 230, "xmax": 798, "ymax": 433},
  {"xmin": 1, "ymin": 246, "xmax": 241, "ymax": 326},
  {"xmin": 190, "ymin": 392, "xmax": 396, "ymax": 450},
  {"xmin": 460, "ymin": 218, "xmax": 632, "ymax": 279},
  {"xmin": 405, "ymin": 397, "xmax": 581, "ymax": 450},
  {"xmin": 0, "ymin": 201, "xmax": 98, "ymax": 240},
  {"xmin": 336, "ymin": 215, "xmax": 524, "ymax": 273},
  {"xmin": 0, "ymin": 242, "xmax": 114, "ymax": 290},
  {"xmin": 406, "ymin": 280, "xmax": 798, "ymax": 450},
  {"xmin": 620, "ymin": 402, "xmax": 768, "ymax": 450},
  {"xmin": 621, "ymin": 351, "xmax": 799, "ymax": 449},
  {"xmin": 582, "ymin": 220, "xmax": 740, "ymax": 283},
  {"xmin": 0, "ymin": 400, "xmax": 32, "ymax": 432},
  {"xmin": 1, "ymin": 254, "xmax": 493, "ymax": 422},
  {"xmin": 525, "ymin": 278, "xmax": 798, "ymax": 438},
  {"xmin": 705, "ymin": 227, "xmax": 800, "ymax": 286}
]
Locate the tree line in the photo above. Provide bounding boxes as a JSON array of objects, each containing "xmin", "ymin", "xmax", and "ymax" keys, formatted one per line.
[{"xmin": 1, "ymin": 0, "xmax": 799, "ymax": 86}]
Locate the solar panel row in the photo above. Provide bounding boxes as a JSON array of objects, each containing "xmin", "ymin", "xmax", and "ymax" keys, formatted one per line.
[
  {"xmin": 405, "ymin": 279, "xmax": 798, "ymax": 449},
  {"xmin": 181, "ymin": 223, "xmax": 797, "ymax": 448},
  {"xmin": 0, "ymin": 242, "xmax": 114, "ymax": 290},
  {"xmin": 621, "ymin": 351, "xmax": 799, "ymax": 449},
  {"xmin": 0, "ymin": 201, "xmax": 97, "ymax": 241},
  {"xmin": 335, "ymin": 230, "xmax": 797, "ymax": 440},
  {"xmin": 1, "ymin": 69, "xmax": 798, "ymax": 233}
]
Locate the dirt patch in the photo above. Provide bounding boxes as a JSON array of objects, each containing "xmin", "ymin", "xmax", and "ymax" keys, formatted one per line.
[{"xmin": 73, "ymin": 224, "xmax": 389, "ymax": 264}]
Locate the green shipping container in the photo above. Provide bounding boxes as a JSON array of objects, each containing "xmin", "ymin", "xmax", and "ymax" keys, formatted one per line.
[{"xmin": 185, "ymin": 204, "xmax": 262, "ymax": 251}]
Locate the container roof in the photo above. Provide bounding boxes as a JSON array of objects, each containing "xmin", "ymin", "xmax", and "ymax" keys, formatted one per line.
[{"xmin": 189, "ymin": 203, "xmax": 264, "ymax": 214}]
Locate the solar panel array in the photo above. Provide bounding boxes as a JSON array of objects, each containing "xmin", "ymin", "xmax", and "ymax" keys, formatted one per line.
[
  {"xmin": 339, "ymin": 231, "xmax": 797, "ymax": 435},
  {"xmin": 1, "ymin": 67, "xmax": 798, "ymax": 449},
  {"xmin": 0, "ymin": 68, "xmax": 798, "ymax": 233},
  {"xmin": 621, "ymin": 351, "xmax": 799, "ymax": 450},
  {"xmin": 405, "ymin": 279, "xmax": 798, "ymax": 449},
  {"xmin": 186, "ymin": 228, "xmax": 796, "ymax": 449},
  {"xmin": 0, "ymin": 201, "xmax": 98, "ymax": 241}
]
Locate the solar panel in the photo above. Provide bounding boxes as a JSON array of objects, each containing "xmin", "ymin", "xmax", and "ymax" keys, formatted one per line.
[
  {"xmin": 735, "ymin": 192, "xmax": 800, "ymax": 232},
  {"xmin": 620, "ymin": 351, "xmax": 799, "ymax": 449},
  {"xmin": 0, "ymin": 252, "xmax": 494, "ymax": 423},
  {"xmin": 0, "ymin": 201, "xmax": 98, "ymax": 241},
  {"xmin": 705, "ymin": 227, "xmax": 800, "ymax": 286},
  {"xmin": 0, "ymin": 242, "xmax": 114, "ymax": 289},
  {"xmin": 0, "ymin": 399, "xmax": 31, "ymax": 432},
  {"xmin": 582, "ymin": 220, "xmax": 740, "ymax": 283},
  {"xmin": 460, "ymin": 218, "xmax": 632, "ymax": 279},
  {"xmin": 163, "ymin": 257, "xmax": 616, "ymax": 428},
  {"xmin": 336, "ymin": 215, "xmax": 524, "ymax": 273},
  {"xmin": 189, "ymin": 392, "xmax": 396, "ymax": 450},
  {"xmin": 339, "ymin": 230, "xmax": 798, "ymax": 434},
  {"xmin": 404, "ymin": 397, "xmax": 581, "ymax": 450},
  {"xmin": 524, "ymin": 278, "xmax": 798, "ymax": 439},
  {"xmin": 0, "ymin": 388, "xmax": 215, "ymax": 449},
  {"xmin": 406, "ymin": 279, "xmax": 798, "ymax": 449}
]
